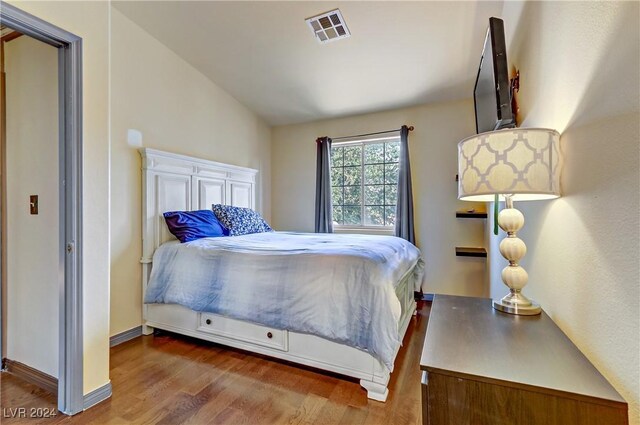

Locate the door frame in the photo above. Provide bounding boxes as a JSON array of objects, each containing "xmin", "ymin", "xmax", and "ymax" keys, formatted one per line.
[{"xmin": 0, "ymin": 2, "xmax": 83, "ymax": 415}]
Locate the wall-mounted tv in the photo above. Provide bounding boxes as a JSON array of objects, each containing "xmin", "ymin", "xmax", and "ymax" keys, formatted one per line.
[{"xmin": 473, "ymin": 17, "xmax": 514, "ymax": 134}]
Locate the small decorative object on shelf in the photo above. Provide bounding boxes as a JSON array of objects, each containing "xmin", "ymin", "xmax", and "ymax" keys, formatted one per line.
[{"xmin": 456, "ymin": 210, "xmax": 488, "ymax": 219}]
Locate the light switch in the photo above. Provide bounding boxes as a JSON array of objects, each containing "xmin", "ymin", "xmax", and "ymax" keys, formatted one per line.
[{"xmin": 30, "ymin": 195, "xmax": 38, "ymax": 215}]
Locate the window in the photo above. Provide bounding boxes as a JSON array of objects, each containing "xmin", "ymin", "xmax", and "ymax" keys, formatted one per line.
[{"xmin": 331, "ymin": 137, "xmax": 400, "ymax": 228}]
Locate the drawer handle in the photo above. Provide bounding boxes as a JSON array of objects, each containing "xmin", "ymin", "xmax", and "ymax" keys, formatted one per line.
[
  {"xmin": 267, "ymin": 332, "xmax": 273, "ymax": 339},
  {"xmin": 205, "ymin": 319, "xmax": 212, "ymax": 325}
]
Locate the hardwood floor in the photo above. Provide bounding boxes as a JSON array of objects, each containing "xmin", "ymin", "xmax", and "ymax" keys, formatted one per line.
[{"xmin": 1, "ymin": 301, "xmax": 430, "ymax": 424}]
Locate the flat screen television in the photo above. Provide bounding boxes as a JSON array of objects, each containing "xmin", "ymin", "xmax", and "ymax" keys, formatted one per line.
[{"xmin": 473, "ymin": 17, "xmax": 514, "ymax": 133}]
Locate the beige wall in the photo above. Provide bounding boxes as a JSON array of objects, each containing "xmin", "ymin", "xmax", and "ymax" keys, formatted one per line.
[
  {"xmin": 109, "ymin": 9, "xmax": 272, "ymax": 337},
  {"xmin": 271, "ymin": 100, "xmax": 488, "ymax": 296},
  {"xmin": 7, "ymin": 0, "xmax": 111, "ymax": 395},
  {"xmin": 489, "ymin": 1, "xmax": 639, "ymax": 422},
  {"xmin": 5, "ymin": 36, "xmax": 59, "ymax": 378}
]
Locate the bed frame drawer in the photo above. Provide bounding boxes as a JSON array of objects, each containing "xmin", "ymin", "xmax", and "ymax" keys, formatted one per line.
[{"xmin": 197, "ymin": 313, "xmax": 289, "ymax": 352}]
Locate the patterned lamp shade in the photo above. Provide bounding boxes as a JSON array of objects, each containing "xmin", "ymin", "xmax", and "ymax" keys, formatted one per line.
[{"xmin": 458, "ymin": 128, "xmax": 561, "ymax": 201}]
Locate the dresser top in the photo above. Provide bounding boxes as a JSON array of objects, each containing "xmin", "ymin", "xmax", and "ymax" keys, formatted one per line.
[{"xmin": 420, "ymin": 295, "xmax": 626, "ymax": 407}]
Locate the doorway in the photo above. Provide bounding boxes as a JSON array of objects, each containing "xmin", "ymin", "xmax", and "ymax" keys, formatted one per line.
[
  {"xmin": 2, "ymin": 26, "xmax": 60, "ymax": 397},
  {"xmin": 0, "ymin": 3, "xmax": 83, "ymax": 416}
]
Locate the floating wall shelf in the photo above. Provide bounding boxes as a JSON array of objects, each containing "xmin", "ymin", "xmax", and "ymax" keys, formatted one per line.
[
  {"xmin": 456, "ymin": 211, "xmax": 488, "ymax": 219},
  {"xmin": 455, "ymin": 247, "xmax": 487, "ymax": 258}
]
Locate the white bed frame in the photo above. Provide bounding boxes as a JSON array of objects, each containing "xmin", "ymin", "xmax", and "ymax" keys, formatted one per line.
[{"xmin": 139, "ymin": 148, "xmax": 417, "ymax": 402}]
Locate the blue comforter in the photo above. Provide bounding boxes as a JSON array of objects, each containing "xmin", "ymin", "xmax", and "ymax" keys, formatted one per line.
[{"xmin": 144, "ymin": 231, "xmax": 424, "ymax": 370}]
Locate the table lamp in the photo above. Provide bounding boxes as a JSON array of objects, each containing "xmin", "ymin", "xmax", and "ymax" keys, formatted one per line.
[{"xmin": 457, "ymin": 128, "xmax": 561, "ymax": 315}]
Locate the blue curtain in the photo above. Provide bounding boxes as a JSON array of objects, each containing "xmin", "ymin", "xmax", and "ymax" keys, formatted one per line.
[
  {"xmin": 315, "ymin": 137, "xmax": 333, "ymax": 233},
  {"xmin": 395, "ymin": 125, "xmax": 415, "ymax": 244}
]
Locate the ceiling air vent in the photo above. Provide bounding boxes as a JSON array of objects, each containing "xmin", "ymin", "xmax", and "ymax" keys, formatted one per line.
[{"xmin": 306, "ymin": 9, "xmax": 350, "ymax": 44}]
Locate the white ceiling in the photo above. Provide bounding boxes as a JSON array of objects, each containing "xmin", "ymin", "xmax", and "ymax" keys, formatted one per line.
[{"xmin": 113, "ymin": 1, "xmax": 505, "ymax": 126}]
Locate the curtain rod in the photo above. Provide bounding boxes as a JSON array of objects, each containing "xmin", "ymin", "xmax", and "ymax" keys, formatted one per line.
[{"xmin": 317, "ymin": 126, "xmax": 414, "ymax": 143}]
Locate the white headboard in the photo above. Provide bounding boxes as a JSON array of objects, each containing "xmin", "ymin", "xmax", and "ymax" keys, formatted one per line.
[{"xmin": 139, "ymin": 147, "xmax": 257, "ymax": 278}]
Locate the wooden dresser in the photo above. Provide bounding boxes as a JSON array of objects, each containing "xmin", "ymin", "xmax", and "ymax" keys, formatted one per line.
[{"xmin": 420, "ymin": 295, "xmax": 628, "ymax": 425}]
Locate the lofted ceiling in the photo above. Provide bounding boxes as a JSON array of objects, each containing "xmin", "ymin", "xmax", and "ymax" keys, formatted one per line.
[{"xmin": 113, "ymin": 1, "xmax": 505, "ymax": 126}]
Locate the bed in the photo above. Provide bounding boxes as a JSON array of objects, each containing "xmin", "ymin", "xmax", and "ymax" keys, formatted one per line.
[{"xmin": 139, "ymin": 148, "xmax": 424, "ymax": 401}]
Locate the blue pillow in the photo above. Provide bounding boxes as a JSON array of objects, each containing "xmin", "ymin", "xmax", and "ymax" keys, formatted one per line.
[
  {"xmin": 211, "ymin": 204, "xmax": 273, "ymax": 236},
  {"xmin": 163, "ymin": 210, "xmax": 228, "ymax": 243}
]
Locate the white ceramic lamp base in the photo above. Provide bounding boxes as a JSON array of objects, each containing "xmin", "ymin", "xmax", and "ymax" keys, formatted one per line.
[{"xmin": 493, "ymin": 196, "xmax": 541, "ymax": 316}]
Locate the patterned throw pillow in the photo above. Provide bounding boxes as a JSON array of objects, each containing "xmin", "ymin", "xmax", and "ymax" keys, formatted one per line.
[{"xmin": 211, "ymin": 204, "xmax": 273, "ymax": 236}]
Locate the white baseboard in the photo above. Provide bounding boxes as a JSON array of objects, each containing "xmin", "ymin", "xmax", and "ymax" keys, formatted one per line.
[
  {"xmin": 109, "ymin": 326, "xmax": 142, "ymax": 347},
  {"xmin": 83, "ymin": 381, "xmax": 112, "ymax": 410},
  {"xmin": 3, "ymin": 358, "xmax": 58, "ymax": 395}
]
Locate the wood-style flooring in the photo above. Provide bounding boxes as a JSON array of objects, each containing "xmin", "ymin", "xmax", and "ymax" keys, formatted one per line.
[{"xmin": 0, "ymin": 301, "xmax": 430, "ymax": 424}]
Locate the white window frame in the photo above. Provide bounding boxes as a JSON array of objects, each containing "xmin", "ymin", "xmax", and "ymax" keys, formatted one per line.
[{"xmin": 331, "ymin": 135, "xmax": 400, "ymax": 233}]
